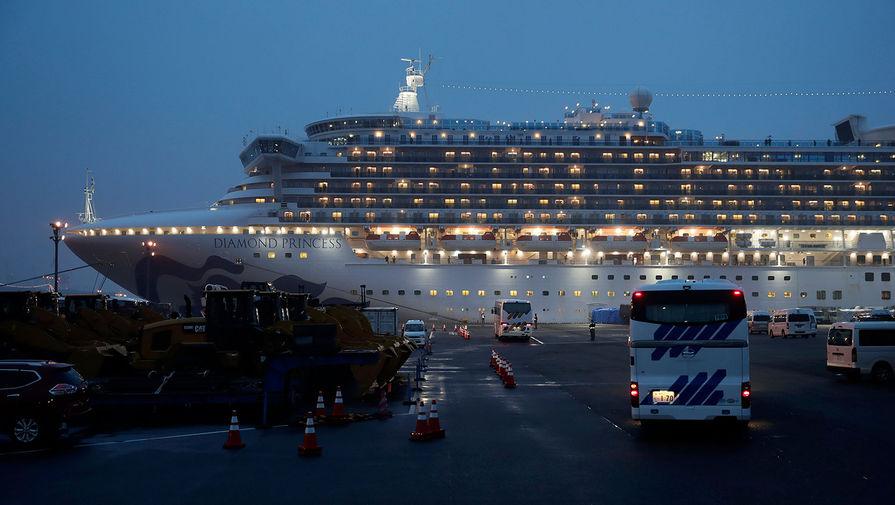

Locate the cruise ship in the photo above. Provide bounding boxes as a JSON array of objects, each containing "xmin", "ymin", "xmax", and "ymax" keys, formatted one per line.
[{"xmin": 64, "ymin": 58, "xmax": 895, "ymax": 322}]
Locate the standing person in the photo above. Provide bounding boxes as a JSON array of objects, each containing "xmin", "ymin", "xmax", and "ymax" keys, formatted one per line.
[
  {"xmin": 533, "ymin": 313, "xmax": 538, "ymax": 329},
  {"xmin": 480, "ymin": 311, "xmax": 485, "ymax": 325},
  {"xmin": 589, "ymin": 322, "xmax": 596, "ymax": 341}
]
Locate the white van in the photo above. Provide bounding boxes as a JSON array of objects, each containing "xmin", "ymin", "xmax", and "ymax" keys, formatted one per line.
[
  {"xmin": 401, "ymin": 320, "xmax": 428, "ymax": 346},
  {"xmin": 492, "ymin": 299, "xmax": 533, "ymax": 341},
  {"xmin": 826, "ymin": 321, "xmax": 895, "ymax": 383},
  {"xmin": 629, "ymin": 280, "xmax": 751, "ymax": 423},
  {"xmin": 747, "ymin": 311, "xmax": 771, "ymax": 334},
  {"xmin": 768, "ymin": 308, "xmax": 817, "ymax": 338}
]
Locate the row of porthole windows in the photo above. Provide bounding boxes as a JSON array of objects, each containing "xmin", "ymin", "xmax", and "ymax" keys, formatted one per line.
[
  {"xmin": 351, "ymin": 287, "xmax": 892, "ymax": 301},
  {"xmin": 590, "ymin": 272, "xmax": 892, "ymax": 282},
  {"xmin": 252, "ymin": 251, "xmax": 309, "ymax": 259},
  {"xmin": 352, "ymin": 288, "xmax": 625, "ymax": 298}
]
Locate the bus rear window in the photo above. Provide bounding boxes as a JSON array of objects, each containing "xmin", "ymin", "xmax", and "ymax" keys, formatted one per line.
[
  {"xmin": 501, "ymin": 302, "xmax": 531, "ymax": 314},
  {"xmin": 631, "ymin": 290, "xmax": 746, "ymax": 325},
  {"xmin": 788, "ymin": 314, "xmax": 810, "ymax": 322},
  {"xmin": 827, "ymin": 328, "xmax": 853, "ymax": 346},
  {"xmin": 752, "ymin": 315, "xmax": 770, "ymax": 321}
]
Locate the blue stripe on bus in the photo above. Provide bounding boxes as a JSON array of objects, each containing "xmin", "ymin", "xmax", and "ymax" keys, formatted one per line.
[
  {"xmin": 703, "ymin": 390, "xmax": 724, "ymax": 406},
  {"xmin": 652, "ymin": 324, "xmax": 673, "ymax": 340},
  {"xmin": 674, "ymin": 372, "xmax": 707, "ymax": 405},
  {"xmin": 687, "ymin": 369, "xmax": 727, "ymax": 406}
]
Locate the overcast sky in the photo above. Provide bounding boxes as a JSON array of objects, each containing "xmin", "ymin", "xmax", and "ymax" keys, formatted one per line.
[{"xmin": 1, "ymin": 0, "xmax": 894, "ymax": 292}]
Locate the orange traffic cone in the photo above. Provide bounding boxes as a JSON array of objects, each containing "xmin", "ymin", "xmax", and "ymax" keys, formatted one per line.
[
  {"xmin": 497, "ymin": 358, "xmax": 506, "ymax": 379},
  {"xmin": 504, "ymin": 365, "xmax": 517, "ymax": 388},
  {"xmin": 331, "ymin": 386, "xmax": 347, "ymax": 421},
  {"xmin": 314, "ymin": 391, "xmax": 326, "ymax": 419},
  {"xmin": 489, "ymin": 349, "xmax": 497, "ymax": 368},
  {"xmin": 410, "ymin": 401, "xmax": 431, "ymax": 441},
  {"xmin": 222, "ymin": 410, "xmax": 246, "ymax": 450},
  {"xmin": 427, "ymin": 400, "xmax": 446, "ymax": 439},
  {"xmin": 298, "ymin": 412, "xmax": 322, "ymax": 457}
]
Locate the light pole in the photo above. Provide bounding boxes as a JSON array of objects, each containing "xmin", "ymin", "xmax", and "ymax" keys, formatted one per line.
[
  {"xmin": 141, "ymin": 240, "xmax": 156, "ymax": 299},
  {"xmin": 49, "ymin": 221, "xmax": 67, "ymax": 294}
]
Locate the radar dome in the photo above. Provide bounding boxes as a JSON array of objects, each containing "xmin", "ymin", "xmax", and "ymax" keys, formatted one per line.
[{"xmin": 629, "ymin": 86, "xmax": 653, "ymax": 113}]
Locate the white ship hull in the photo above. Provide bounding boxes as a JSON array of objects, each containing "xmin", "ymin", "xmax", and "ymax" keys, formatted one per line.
[{"xmin": 65, "ymin": 228, "xmax": 894, "ymax": 323}]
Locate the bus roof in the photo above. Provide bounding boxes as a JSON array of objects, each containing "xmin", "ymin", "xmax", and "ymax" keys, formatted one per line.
[{"xmin": 639, "ymin": 279, "xmax": 738, "ymax": 292}]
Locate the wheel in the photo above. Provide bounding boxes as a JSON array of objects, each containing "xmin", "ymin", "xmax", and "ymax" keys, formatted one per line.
[
  {"xmin": 10, "ymin": 414, "xmax": 43, "ymax": 446},
  {"xmin": 871, "ymin": 363, "xmax": 893, "ymax": 384}
]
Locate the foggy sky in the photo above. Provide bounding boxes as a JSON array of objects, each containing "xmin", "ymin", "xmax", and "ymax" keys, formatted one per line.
[{"xmin": 1, "ymin": 0, "xmax": 894, "ymax": 293}]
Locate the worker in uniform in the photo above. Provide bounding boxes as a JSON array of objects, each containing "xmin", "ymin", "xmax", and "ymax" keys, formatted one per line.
[{"xmin": 589, "ymin": 322, "xmax": 596, "ymax": 341}]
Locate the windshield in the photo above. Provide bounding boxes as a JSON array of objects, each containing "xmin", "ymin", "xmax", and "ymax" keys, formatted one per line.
[
  {"xmin": 631, "ymin": 290, "xmax": 746, "ymax": 325},
  {"xmin": 404, "ymin": 323, "xmax": 426, "ymax": 332},
  {"xmin": 788, "ymin": 314, "xmax": 810, "ymax": 322},
  {"xmin": 502, "ymin": 302, "xmax": 531, "ymax": 315},
  {"xmin": 752, "ymin": 314, "xmax": 770, "ymax": 321}
]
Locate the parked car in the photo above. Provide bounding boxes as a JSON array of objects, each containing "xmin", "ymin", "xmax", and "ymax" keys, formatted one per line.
[
  {"xmin": 748, "ymin": 311, "xmax": 771, "ymax": 334},
  {"xmin": 0, "ymin": 360, "xmax": 91, "ymax": 446}
]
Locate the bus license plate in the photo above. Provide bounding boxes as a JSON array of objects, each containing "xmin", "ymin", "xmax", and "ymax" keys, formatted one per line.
[{"xmin": 652, "ymin": 390, "xmax": 675, "ymax": 404}]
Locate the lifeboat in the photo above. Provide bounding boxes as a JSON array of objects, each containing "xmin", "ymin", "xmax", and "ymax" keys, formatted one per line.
[
  {"xmin": 589, "ymin": 232, "xmax": 648, "ymax": 252},
  {"xmin": 364, "ymin": 231, "xmax": 421, "ymax": 251},
  {"xmin": 515, "ymin": 232, "xmax": 573, "ymax": 252},
  {"xmin": 669, "ymin": 233, "xmax": 728, "ymax": 252},
  {"xmin": 440, "ymin": 232, "xmax": 496, "ymax": 251}
]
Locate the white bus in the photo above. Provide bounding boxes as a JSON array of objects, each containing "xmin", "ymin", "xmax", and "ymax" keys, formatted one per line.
[
  {"xmin": 826, "ymin": 321, "xmax": 895, "ymax": 383},
  {"xmin": 492, "ymin": 299, "xmax": 533, "ymax": 341},
  {"xmin": 629, "ymin": 280, "xmax": 751, "ymax": 423}
]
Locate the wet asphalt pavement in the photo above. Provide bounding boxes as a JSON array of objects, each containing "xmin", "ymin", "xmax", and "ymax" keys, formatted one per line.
[{"xmin": 2, "ymin": 324, "xmax": 894, "ymax": 504}]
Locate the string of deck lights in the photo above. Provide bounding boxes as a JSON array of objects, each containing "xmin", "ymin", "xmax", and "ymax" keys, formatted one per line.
[{"xmin": 441, "ymin": 83, "xmax": 895, "ymax": 98}]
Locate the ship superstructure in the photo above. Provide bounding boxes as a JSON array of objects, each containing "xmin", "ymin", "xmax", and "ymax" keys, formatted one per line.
[{"xmin": 64, "ymin": 59, "xmax": 895, "ymax": 322}]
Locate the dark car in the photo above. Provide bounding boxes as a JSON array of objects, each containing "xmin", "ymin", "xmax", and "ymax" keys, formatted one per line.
[{"xmin": 0, "ymin": 360, "xmax": 91, "ymax": 447}]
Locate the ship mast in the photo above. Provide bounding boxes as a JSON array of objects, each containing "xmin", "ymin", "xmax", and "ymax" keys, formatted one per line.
[
  {"xmin": 392, "ymin": 52, "xmax": 434, "ymax": 113},
  {"xmin": 78, "ymin": 169, "xmax": 99, "ymax": 224}
]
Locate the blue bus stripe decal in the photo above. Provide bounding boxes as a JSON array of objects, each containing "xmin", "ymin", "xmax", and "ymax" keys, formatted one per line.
[
  {"xmin": 695, "ymin": 323, "xmax": 722, "ymax": 340},
  {"xmin": 652, "ymin": 324, "xmax": 673, "ymax": 340},
  {"xmin": 688, "ymin": 369, "xmax": 727, "ymax": 406},
  {"xmin": 674, "ymin": 372, "xmax": 707, "ymax": 405},
  {"xmin": 703, "ymin": 390, "xmax": 724, "ymax": 406},
  {"xmin": 712, "ymin": 321, "xmax": 740, "ymax": 340}
]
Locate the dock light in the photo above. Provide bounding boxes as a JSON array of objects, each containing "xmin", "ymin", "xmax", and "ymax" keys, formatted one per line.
[{"xmin": 49, "ymin": 221, "xmax": 68, "ymax": 294}]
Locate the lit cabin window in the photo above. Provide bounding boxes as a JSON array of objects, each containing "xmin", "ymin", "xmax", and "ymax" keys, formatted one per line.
[
  {"xmin": 461, "ymin": 290, "xmax": 470, "ymax": 296},
  {"xmin": 509, "ymin": 290, "xmax": 518, "ymax": 297},
  {"xmin": 267, "ymin": 252, "xmax": 276, "ymax": 259},
  {"xmin": 429, "ymin": 290, "xmax": 438, "ymax": 296},
  {"xmin": 477, "ymin": 290, "xmax": 486, "ymax": 296},
  {"xmin": 445, "ymin": 290, "xmax": 454, "ymax": 296},
  {"xmin": 255, "ymin": 198, "xmax": 266, "ymax": 203},
  {"xmin": 526, "ymin": 290, "xmax": 534, "ymax": 297},
  {"xmin": 299, "ymin": 252, "xmax": 308, "ymax": 259}
]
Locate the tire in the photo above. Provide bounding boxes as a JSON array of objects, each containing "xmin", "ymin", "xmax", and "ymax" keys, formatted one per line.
[
  {"xmin": 871, "ymin": 363, "xmax": 893, "ymax": 384},
  {"xmin": 10, "ymin": 414, "xmax": 43, "ymax": 447}
]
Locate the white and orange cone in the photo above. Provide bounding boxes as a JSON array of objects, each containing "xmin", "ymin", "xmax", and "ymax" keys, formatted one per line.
[
  {"xmin": 298, "ymin": 412, "xmax": 322, "ymax": 457},
  {"xmin": 504, "ymin": 365, "xmax": 517, "ymax": 388},
  {"xmin": 427, "ymin": 400, "xmax": 446, "ymax": 439},
  {"xmin": 314, "ymin": 391, "xmax": 326, "ymax": 419},
  {"xmin": 222, "ymin": 410, "xmax": 246, "ymax": 450},
  {"xmin": 410, "ymin": 401, "xmax": 431, "ymax": 441},
  {"xmin": 331, "ymin": 386, "xmax": 347, "ymax": 420}
]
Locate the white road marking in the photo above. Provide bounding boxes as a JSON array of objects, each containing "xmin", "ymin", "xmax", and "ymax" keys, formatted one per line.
[
  {"xmin": 1, "ymin": 424, "xmax": 293, "ymax": 456},
  {"xmin": 529, "ymin": 336, "xmax": 545, "ymax": 345}
]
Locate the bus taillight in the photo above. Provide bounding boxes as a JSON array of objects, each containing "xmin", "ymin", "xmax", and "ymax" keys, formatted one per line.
[
  {"xmin": 630, "ymin": 382, "xmax": 640, "ymax": 407},
  {"xmin": 741, "ymin": 382, "xmax": 751, "ymax": 408}
]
